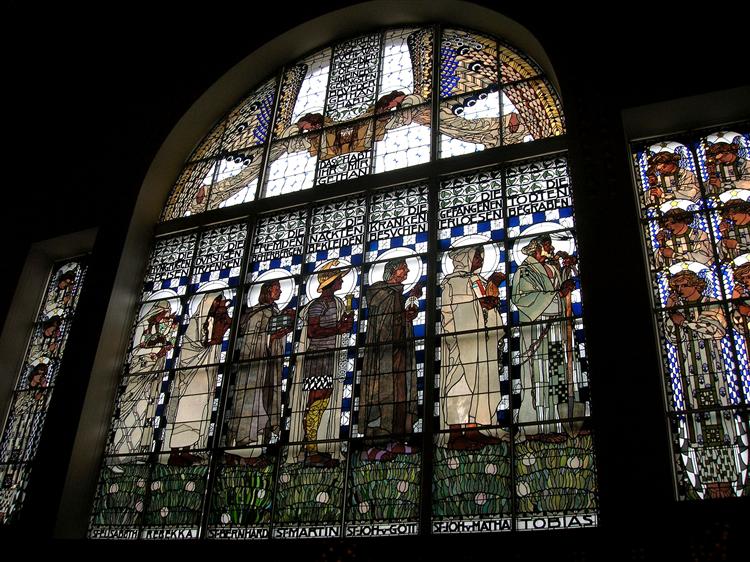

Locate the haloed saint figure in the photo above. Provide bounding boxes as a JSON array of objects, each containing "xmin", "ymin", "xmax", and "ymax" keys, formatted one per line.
[
  {"xmin": 226, "ymin": 279, "xmax": 295, "ymax": 460},
  {"xmin": 440, "ymin": 244, "xmax": 507, "ymax": 449},
  {"xmin": 288, "ymin": 261, "xmax": 354, "ymax": 468},
  {"xmin": 512, "ymin": 234, "xmax": 582, "ymax": 442},
  {"xmin": 168, "ymin": 290, "xmax": 232, "ymax": 465},
  {"xmin": 359, "ymin": 258, "xmax": 422, "ymax": 460}
]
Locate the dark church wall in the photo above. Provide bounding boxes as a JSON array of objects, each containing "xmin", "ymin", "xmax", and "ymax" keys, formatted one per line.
[{"xmin": 2, "ymin": 2, "xmax": 748, "ymax": 558}]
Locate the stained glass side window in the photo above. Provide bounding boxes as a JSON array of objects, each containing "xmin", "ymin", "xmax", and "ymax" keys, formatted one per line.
[
  {"xmin": 160, "ymin": 26, "xmax": 562, "ymax": 221},
  {"xmin": 89, "ymin": 224, "xmax": 247, "ymax": 539},
  {"xmin": 633, "ymin": 127, "xmax": 750, "ymax": 500},
  {"xmin": 0, "ymin": 258, "xmax": 88, "ymax": 524},
  {"xmin": 433, "ymin": 157, "xmax": 597, "ymax": 533}
]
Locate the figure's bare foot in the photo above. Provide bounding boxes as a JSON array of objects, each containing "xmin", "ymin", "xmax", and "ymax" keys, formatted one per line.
[
  {"xmin": 363, "ymin": 447, "xmax": 395, "ymax": 462},
  {"xmin": 465, "ymin": 430, "xmax": 504, "ymax": 445},
  {"xmin": 446, "ymin": 434, "xmax": 482, "ymax": 451},
  {"xmin": 304, "ymin": 452, "xmax": 339, "ymax": 468},
  {"xmin": 244, "ymin": 456, "xmax": 270, "ymax": 468},
  {"xmin": 387, "ymin": 442, "xmax": 415, "ymax": 455}
]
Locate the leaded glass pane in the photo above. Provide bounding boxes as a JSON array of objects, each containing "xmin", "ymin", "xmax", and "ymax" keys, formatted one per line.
[
  {"xmin": 514, "ymin": 426, "xmax": 598, "ymax": 528},
  {"xmin": 161, "ymin": 160, "xmax": 216, "ymax": 221},
  {"xmin": 207, "ymin": 148, "xmax": 263, "ymax": 210},
  {"xmin": 265, "ymin": 134, "xmax": 320, "ymax": 197},
  {"xmin": 206, "ymin": 449, "xmax": 274, "ymax": 539},
  {"xmin": 223, "ymin": 359, "xmax": 291, "ymax": 449},
  {"xmin": 438, "ymin": 168, "xmax": 505, "ymax": 249},
  {"xmin": 634, "ymin": 139, "xmax": 702, "ymax": 217},
  {"xmin": 345, "ymin": 440, "xmax": 422, "ymax": 536},
  {"xmin": 0, "ymin": 389, "xmax": 51, "ymax": 465},
  {"xmin": 221, "ymin": 79, "xmax": 276, "ymax": 153},
  {"xmin": 432, "ymin": 434, "xmax": 512, "ymax": 533},
  {"xmin": 142, "ymin": 234, "xmax": 196, "ymax": 301},
  {"xmin": 502, "ymin": 79, "xmax": 565, "ymax": 144},
  {"xmin": 106, "ymin": 374, "xmax": 162, "ymax": 455},
  {"xmin": 161, "ymin": 367, "xmax": 220, "ymax": 452},
  {"xmin": 174, "ymin": 290, "xmax": 235, "ymax": 368},
  {"xmin": 190, "ymin": 223, "xmax": 246, "ymax": 289},
  {"xmin": 317, "ymin": 120, "xmax": 374, "ymax": 184},
  {"xmin": 125, "ymin": 299, "xmax": 182, "ymax": 375},
  {"xmin": 325, "ymin": 34, "xmax": 382, "ymax": 124},
  {"xmin": 367, "ymin": 185, "xmax": 429, "ymax": 261},
  {"xmin": 248, "ymin": 210, "xmax": 306, "ymax": 280},
  {"xmin": 139, "ymin": 454, "xmax": 209, "ymax": 539},
  {"xmin": 697, "ymin": 130, "xmax": 750, "ymax": 196},
  {"xmin": 670, "ymin": 411, "xmax": 749, "ymax": 499},
  {"xmin": 273, "ymin": 446, "xmax": 346, "ymax": 538},
  {"xmin": 306, "ymin": 198, "xmax": 366, "ymax": 271},
  {"xmin": 373, "ymin": 105, "xmax": 431, "ymax": 173},
  {"xmin": 439, "ymin": 90, "xmax": 501, "ymax": 158},
  {"xmin": 186, "ymin": 122, "xmax": 224, "ymax": 164},
  {"xmin": 274, "ymin": 49, "xmax": 331, "ymax": 139},
  {"xmin": 499, "ymin": 43, "xmax": 542, "ymax": 84},
  {"xmin": 89, "ymin": 456, "xmax": 149, "ymax": 538},
  {"xmin": 378, "ymin": 28, "xmax": 433, "ymax": 106},
  {"xmin": 440, "ymin": 29, "xmax": 498, "ymax": 98}
]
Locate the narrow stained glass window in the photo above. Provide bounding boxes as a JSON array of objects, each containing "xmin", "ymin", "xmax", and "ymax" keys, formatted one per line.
[
  {"xmin": 633, "ymin": 128, "xmax": 750, "ymax": 500},
  {"xmin": 0, "ymin": 258, "xmax": 87, "ymax": 524}
]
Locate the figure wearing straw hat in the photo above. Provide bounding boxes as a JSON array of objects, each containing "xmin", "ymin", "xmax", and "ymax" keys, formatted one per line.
[{"xmin": 288, "ymin": 260, "xmax": 354, "ymax": 467}]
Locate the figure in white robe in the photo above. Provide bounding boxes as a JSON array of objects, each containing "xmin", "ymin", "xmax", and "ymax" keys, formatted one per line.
[
  {"xmin": 439, "ymin": 245, "xmax": 507, "ymax": 449},
  {"xmin": 167, "ymin": 291, "xmax": 231, "ymax": 455}
]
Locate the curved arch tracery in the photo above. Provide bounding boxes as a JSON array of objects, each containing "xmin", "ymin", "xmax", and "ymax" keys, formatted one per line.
[{"xmin": 161, "ymin": 26, "xmax": 564, "ymax": 222}]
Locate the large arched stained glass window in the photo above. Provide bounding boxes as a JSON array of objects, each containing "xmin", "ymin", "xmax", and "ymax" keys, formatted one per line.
[
  {"xmin": 89, "ymin": 25, "xmax": 597, "ymax": 540},
  {"xmin": 633, "ymin": 127, "xmax": 750, "ymax": 500}
]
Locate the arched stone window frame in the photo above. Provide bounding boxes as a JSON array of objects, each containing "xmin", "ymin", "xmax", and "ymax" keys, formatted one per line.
[{"xmin": 57, "ymin": 1, "xmax": 584, "ymax": 538}]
